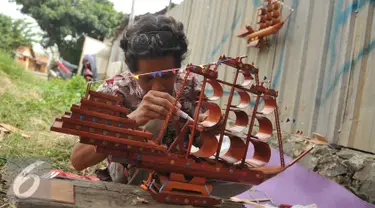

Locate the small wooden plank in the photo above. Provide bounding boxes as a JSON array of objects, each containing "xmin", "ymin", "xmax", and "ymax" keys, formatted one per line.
[
  {"xmin": 70, "ymin": 106, "xmax": 138, "ymax": 127},
  {"xmin": 61, "ymin": 116, "xmax": 148, "ymax": 138},
  {"xmin": 7, "ymin": 178, "xmax": 245, "ymax": 208},
  {"xmin": 80, "ymin": 98, "xmax": 131, "ymax": 114},
  {"xmin": 0, "ymin": 126, "xmax": 10, "ymax": 133},
  {"xmin": 88, "ymin": 90, "xmax": 123, "ymax": 102},
  {"xmin": 7, "ymin": 179, "xmax": 74, "ymax": 204},
  {"xmin": 50, "ymin": 121, "xmax": 165, "ymax": 151},
  {"xmin": 50, "ymin": 180, "xmax": 75, "ymax": 204},
  {"xmin": 0, "ymin": 123, "xmax": 30, "ymax": 138}
]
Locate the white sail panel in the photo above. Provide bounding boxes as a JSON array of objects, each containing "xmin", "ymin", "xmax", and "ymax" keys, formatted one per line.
[
  {"xmin": 245, "ymin": 136, "xmax": 272, "ymax": 167},
  {"xmin": 258, "ymin": 96, "xmax": 276, "ymax": 114},
  {"xmin": 206, "ymin": 79, "xmax": 223, "ymax": 101},
  {"xmin": 253, "ymin": 116, "xmax": 273, "ymax": 141},
  {"xmin": 199, "ymin": 102, "xmax": 222, "ymax": 128},
  {"xmin": 234, "ymin": 89, "xmax": 251, "ymax": 108},
  {"xmin": 227, "ymin": 110, "xmax": 249, "ymax": 133},
  {"xmin": 190, "ymin": 131, "xmax": 218, "ymax": 158}
]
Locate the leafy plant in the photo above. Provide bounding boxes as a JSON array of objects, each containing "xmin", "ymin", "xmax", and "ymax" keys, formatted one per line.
[
  {"xmin": 0, "ymin": 49, "xmax": 25, "ymax": 79},
  {"xmin": 0, "ymin": 14, "xmax": 40, "ymax": 52},
  {"xmin": 0, "ymin": 50, "xmax": 101, "ymax": 130},
  {"xmin": 0, "ymin": 49, "xmax": 104, "ymax": 177}
]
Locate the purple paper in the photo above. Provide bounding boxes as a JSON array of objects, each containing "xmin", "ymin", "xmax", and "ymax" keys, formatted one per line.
[{"xmin": 236, "ymin": 148, "xmax": 375, "ymax": 208}]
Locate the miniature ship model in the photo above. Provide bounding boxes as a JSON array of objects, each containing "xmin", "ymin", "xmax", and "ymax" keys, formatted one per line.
[
  {"xmin": 237, "ymin": 0, "xmax": 293, "ymax": 48},
  {"xmin": 50, "ymin": 55, "xmax": 312, "ymax": 207}
]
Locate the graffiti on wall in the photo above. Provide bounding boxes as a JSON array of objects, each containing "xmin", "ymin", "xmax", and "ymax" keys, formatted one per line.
[
  {"xmin": 318, "ymin": 0, "xmax": 375, "ymax": 105},
  {"xmin": 204, "ymin": 0, "xmax": 375, "ymax": 110},
  {"xmin": 206, "ymin": 0, "xmax": 246, "ymax": 63}
]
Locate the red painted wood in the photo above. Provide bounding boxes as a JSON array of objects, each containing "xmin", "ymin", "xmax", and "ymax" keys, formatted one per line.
[
  {"xmin": 70, "ymin": 106, "xmax": 137, "ymax": 127},
  {"xmin": 88, "ymin": 90, "xmax": 123, "ymax": 102},
  {"xmin": 61, "ymin": 115, "xmax": 148, "ymax": 139},
  {"xmin": 51, "ymin": 121, "xmax": 166, "ymax": 151},
  {"xmin": 80, "ymin": 98, "xmax": 131, "ymax": 114}
]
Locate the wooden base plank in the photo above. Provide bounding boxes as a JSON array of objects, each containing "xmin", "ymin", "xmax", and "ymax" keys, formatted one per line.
[
  {"xmin": 7, "ymin": 179, "xmax": 74, "ymax": 204},
  {"xmin": 7, "ymin": 178, "xmax": 245, "ymax": 208}
]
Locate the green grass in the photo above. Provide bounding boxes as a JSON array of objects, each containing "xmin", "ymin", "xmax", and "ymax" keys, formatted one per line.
[{"xmin": 0, "ymin": 50, "xmax": 103, "ymax": 174}]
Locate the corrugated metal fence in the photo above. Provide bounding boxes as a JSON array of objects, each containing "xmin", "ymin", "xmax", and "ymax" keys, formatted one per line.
[{"xmin": 165, "ymin": 0, "xmax": 375, "ymax": 152}]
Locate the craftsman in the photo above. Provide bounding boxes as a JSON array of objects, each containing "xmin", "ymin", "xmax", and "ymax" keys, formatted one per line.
[{"xmin": 70, "ymin": 14, "xmax": 251, "ymax": 199}]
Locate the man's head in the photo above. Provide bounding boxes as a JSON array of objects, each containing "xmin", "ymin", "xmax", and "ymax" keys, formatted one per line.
[{"xmin": 120, "ymin": 14, "xmax": 188, "ymax": 95}]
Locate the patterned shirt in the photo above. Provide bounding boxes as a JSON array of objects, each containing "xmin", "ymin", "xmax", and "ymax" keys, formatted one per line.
[{"xmin": 96, "ymin": 70, "xmax": 207, "ymax": 146}]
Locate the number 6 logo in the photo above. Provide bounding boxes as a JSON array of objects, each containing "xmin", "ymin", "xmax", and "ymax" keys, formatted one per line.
[{"xmin": 12, "ymin": 161, "xmax": 45, "ymax": 199}]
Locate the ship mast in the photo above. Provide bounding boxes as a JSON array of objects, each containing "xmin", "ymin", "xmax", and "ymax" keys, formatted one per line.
[
  {"xmin": 186, "ymin": 75, "xmax": 208, "ymax": 159},
  {"xmin": 215, "ymin": 67, "xmax": 240, "ymax": 160},
  {"xmin": 240, "ymin": 95, "xmax": 260, "ymax": 167}
]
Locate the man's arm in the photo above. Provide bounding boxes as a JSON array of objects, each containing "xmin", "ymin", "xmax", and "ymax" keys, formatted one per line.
[{"xmin": 70, "ymin": 142, "xmax": 108, "ymax": 171}]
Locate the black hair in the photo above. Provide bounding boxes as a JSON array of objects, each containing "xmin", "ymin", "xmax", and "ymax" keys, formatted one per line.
[{"xmin": 120, "ymin": 14, "xmax": 188, "ymax": 73}]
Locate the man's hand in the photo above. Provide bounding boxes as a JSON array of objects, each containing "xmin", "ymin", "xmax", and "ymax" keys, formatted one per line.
[{"xmin": 128, "ymin": 90, "xmax": 181, "ymax": 126}]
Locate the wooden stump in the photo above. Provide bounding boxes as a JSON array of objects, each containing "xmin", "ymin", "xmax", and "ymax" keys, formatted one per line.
[{"xmin": 7, "ymin": 178, "xmax": 245, "ymax": 208}]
